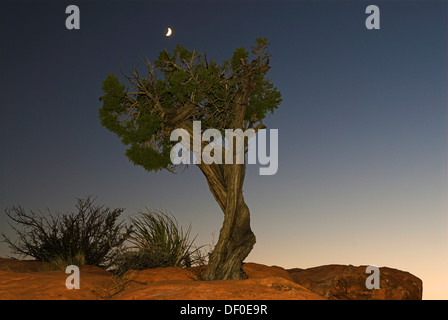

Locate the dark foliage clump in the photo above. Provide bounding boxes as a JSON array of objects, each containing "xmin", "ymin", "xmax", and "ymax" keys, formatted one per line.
[{"xmin": 2, "ymin": 196, "xmax": 131, "ymax": 268}]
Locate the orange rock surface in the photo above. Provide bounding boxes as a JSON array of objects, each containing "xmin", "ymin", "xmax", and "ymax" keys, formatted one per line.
[
  {"xmin": 0, "ymin": 258, "xmax": 422, "ymax": 300},
  {"xmin": 0, "ymin": 258, "xmax": 323, "ymax": 300}
]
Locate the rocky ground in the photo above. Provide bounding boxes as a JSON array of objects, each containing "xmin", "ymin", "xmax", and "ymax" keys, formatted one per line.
[{"xmin": 0, "ymin": 258, "xmax": 422, "ymax": 300}]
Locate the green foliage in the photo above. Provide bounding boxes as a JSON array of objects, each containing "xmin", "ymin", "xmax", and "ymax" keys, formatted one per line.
[
  {"xmin": 99, "ymin": 74, "xmax": 127, "ymax": 135},
  {"xmin": 230, "ymin": 47, "xmax": 249, "ymax": 70},
  {"xmin": 1, "ymin": 196, "xmax": 131, "ymax": 268},
  {"xmin": 124, "ymin": 141, "xmax": 172, "ymax": 172},
  {"xmin": 98, "ymin": 38, "xmax": 282, "ymax": 173}
]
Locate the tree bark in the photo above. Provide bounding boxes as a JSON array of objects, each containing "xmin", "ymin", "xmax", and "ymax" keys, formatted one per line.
[
  {"xmin": 203, "ymin": 193, "xmax": 256, "ymax": 280},
  {"xmin": 200, "ymin": 162, "xmax": 256, "ymax": 281}
]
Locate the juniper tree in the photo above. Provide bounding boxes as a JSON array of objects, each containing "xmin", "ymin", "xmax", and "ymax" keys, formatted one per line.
[{"xmin": 99, "ymin": 38, "xmax": 282, "ymax": 280}]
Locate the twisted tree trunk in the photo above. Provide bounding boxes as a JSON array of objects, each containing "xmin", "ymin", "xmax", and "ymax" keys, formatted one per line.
[
  {"xmin": 199, "ymin": 75, "xmax": 257, "ymax": 280},
  {"xmin": 203, "ymin": 192, "xmax": 255, "ymax": 280},
  {"xmin": 199, "ymin": 161, "xmax": 256, "ymax": 280}
]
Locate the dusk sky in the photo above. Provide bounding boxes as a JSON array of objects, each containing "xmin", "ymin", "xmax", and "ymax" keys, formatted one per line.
[{"xmin": 0, "ymin": 1, "xmax": 446, "ymax": 299}]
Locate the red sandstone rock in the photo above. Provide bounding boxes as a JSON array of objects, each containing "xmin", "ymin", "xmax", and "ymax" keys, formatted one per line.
[
  {"xmin": 124, "ymin": 266, "xmax": 194, "ymax": 283},
  {"xmin": 243, "ymin": 262, "xmax": 295, "ymax": 282},
  {"xmin": 0, "ymin": 258, "xmax": 422, "ymax": 300},
  {"xmin": 114, "ymin": 276, "xmax": 324, "ymax": 300},
  {"xmin": 0, "ymin": 268, "xmax": 111, "ymax": 300},
  {"xmin": 287, "ymin": 264, "xmax": 422, "ymax": 300}
]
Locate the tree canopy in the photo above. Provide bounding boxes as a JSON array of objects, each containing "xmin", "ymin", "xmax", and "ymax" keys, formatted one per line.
[{"xmin": 99, "ymin": 38, "xmax": 281, "ymax": 172}]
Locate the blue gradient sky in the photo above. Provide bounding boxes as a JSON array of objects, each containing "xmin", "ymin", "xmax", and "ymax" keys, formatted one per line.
[{"xmin": 0, "ymin": 1, "xmax": 446, "ymax": 299}]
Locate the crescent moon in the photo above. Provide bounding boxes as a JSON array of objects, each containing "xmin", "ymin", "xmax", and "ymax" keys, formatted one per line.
[{"xmin": 166, "ymin": 28, "xmax": 172, "ymax": 37}]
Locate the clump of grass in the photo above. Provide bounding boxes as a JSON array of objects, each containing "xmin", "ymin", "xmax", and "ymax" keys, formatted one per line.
[
  {"xmin": 111, "ymin": 209, "xmax": 202, "ymax": 275},
  {"xmin": 50, "ymin": 251, "xmax": 86, "ymax": 271}
]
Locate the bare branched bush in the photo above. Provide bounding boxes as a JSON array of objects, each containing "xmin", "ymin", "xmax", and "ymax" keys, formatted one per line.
[{"xmin": 2, "ymin": 196, "xmax": 131, "ymax": 268}]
